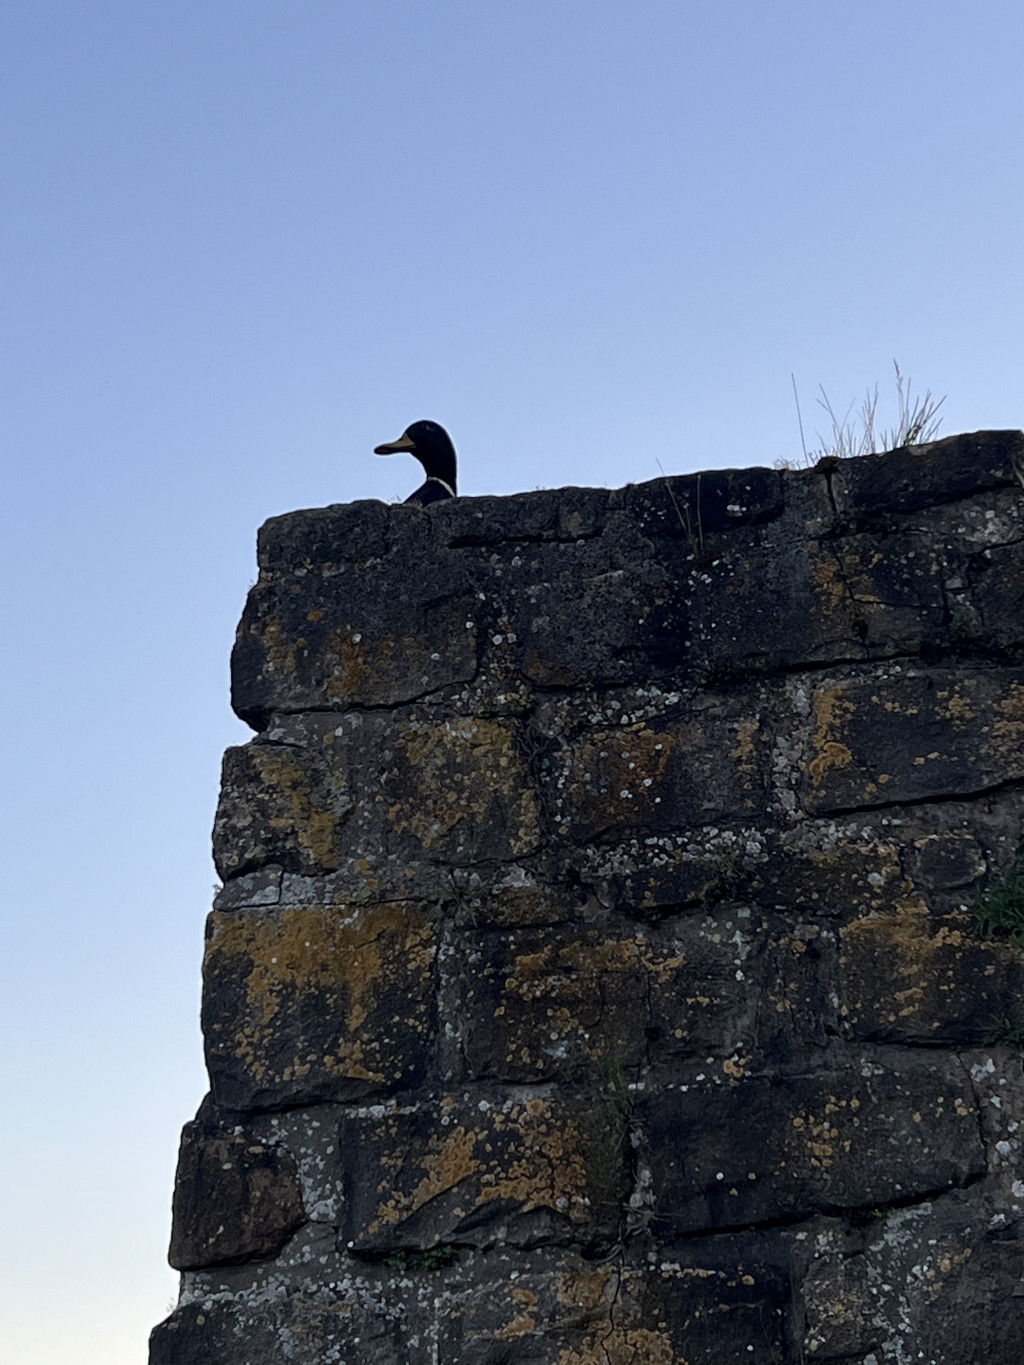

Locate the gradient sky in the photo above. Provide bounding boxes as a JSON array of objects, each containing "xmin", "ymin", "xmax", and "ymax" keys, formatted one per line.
[{"xmin": 2, "ymin": 3, "xmax": 1022, "ymax": 1361}]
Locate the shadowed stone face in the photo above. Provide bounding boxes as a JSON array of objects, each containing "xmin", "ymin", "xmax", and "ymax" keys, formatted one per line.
[{"xmin": 154, "ymin": 431, "xmax": 1024, "ymax": 1365}]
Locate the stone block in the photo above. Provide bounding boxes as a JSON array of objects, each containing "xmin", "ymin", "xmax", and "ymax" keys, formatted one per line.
[
  {"xmin": 576, "ymin": 836, "xmax": 756, "ymax": 918},
  {"xmin": 645, "ymin": 1057, "xmax": 984, "ymax": 1232},
  {"xmin": 433, "ymin": 484, "xmax": 613, "ymax": 546},
  {"xmin": 202, "ymin": 902, "xmax": 438, "ymax": 1109},
  {"xmin": 455, "ymin": 915, "xmax": 762, "ymax": 1085},
  {"xmin": 557, "ymin": 706, "xmax": 768, "ymax": 840},
  {"xmin": 673, "ymin": 528, "xmax": 937, "ymax": 678},
  {"xmin": 623, "ymin": 465, "xmax": 786, "ymax": 539},
  {"xmin": 338, "ymin": 1090, "xmax": 629, "ymax": 1253},
  {"xmin": 233, "ymin": 502, "xmax": 479, "ymax": 728},
  {"xmin": 794, "ymin": 1193, "xmax": 1024, "ymax": 1365},
  {"xmin": 445, "ymin": 1257, "xmax": 789, "ymax": 1363},
  {"xmin": 150, "ymin": 1293, "xmax": 412, "ymax": 1365},
  {"xmin": 480, "ymin": 513, "xmax": 684, "ymax": 690},
  {"xmin": 752, "ymin": 826, "xmax": 906, "ymax": 919},
  {"xmin": 213, "ymin": 711, "xmax": 542, "ymax": 880},
  {"xmin": 168, "ymin": 1124, "xmax": 305, "ymax": 1269},
  {"xmin": 752, "ymin": 920, "xmax": 839, "ymax": 1060},
  {"xmin": 805, "ymin": 667, "xmax": 1024, "ymax": 814},
  {"xmin": 905, "ymin": 829, "xmax": 986, "ymax": 890},
  {"xmin": 970, "ymin": 536, "xmax": 1024, "ymax": 650},
  {"xmin": 829, "ymin": 429, "xmax": 1023, "ymax": 518},
  {"xmin": 840, "ymin": 910, "xmax": 1024, "ymax": 1042},
  {"xmin": 213, "ymin": 742, "xmax": 352, "ymax": 878}
]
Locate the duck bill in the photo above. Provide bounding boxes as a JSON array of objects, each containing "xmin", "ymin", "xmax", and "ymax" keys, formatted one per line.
[{"xmin": 373, "ymin": 430, "xmax": 417, "ymax": 456}]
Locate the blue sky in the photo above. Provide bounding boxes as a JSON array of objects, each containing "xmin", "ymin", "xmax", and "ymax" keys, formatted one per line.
[{"xmin": 1, "ymin": 3, "xmax": 1022, "ymax": 1360}]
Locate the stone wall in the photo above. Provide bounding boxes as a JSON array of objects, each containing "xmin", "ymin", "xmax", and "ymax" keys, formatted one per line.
[{"xmin": 151, "ymin": 431, "xmax": 1024, "ymax": 1364}]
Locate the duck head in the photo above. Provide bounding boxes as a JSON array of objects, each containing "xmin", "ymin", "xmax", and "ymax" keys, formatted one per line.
[{"xmin": 374, "ymin": 419, "xmax": 457, "ymax": 494}]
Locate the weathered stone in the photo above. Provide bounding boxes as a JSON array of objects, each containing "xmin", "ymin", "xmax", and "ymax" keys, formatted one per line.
[
  {"xmin": 662, "ymin": 522, "xmax": 952, "ymax": 679},
  {"xmin": 434, "ymin": 862, "xmax": 583, "ymax": 930},
  {"xmin": 232, "ymin": 502, "xmax": 480, "ymax": 728},
  {"xmin": 157, "ymin": 433, "xmax": 1024, "ymax": 1365},
  {"xmin": 150, "ymin": 1292, "xmax": 413, "ymax": 1365},
  {"xmin": 971, "ymin": 536, "xmax": 1024, "ymax": 650},
  {"xmin": 793, "ymin": 1192, "xmax": 1024, "ymax": 1365},
  {"xmin": 435, "ymin": 484, "xmax": 613, "ymax": 545},
  {"xmin": 213, "ymin": 741, "xmax": 352, "ymax": 877},
  {"xmin": 487, "ymin": 513, "xmax": 684, "ymax": 689},
  {"xmin": 804, "ymin": 666, "xmax": 1024, "ymax": 814},
  {"xmin": 840, "ymin": 909, "xmax": 1024, "ymax": 1042},
  {"xmin": 338, "ymin": 1090, "xmax": 628, "ymax": 1253},
  {"xmin": 752, "ymin": 920, "xmax": 839, "ymax": 1061},
  {"xmin": 795, "ymin": 1220, "xmax": 881, "ymax": 1360},
  {"xmin": 906, "ymin": 828, "xmax": 986, "ymax": 890},
  {"xmin": 213, "ymin": 863, "xmax": 283, "ymax": 910},
  {"xmin": 574, "ymin": 834, "xmax": 758, "ymax": 918},
  {"xmin": 437, "ymin": 1258, "xmax": 626, "ymax": 1365},
  {"xmin": 202, "ymin": 902, "xmax": 438, "ymax": 1109},
  {"xmin": 645, "ymin": 1057, "xmax": 985, "ymax": 1232},
  {"xmin": 442, "ymin": 1249, "xmax": 791, "ymax": 1363},
  {"xmin": 557, "ymin": 704, "xmax": 769, "ymax": 840},
  {"xmin": 456, "ymin": 914, "xmax": 763, "ymax": 1085},
  {"xmin": 751, "ymin": 824, "xmax": 907, "ymax": 919},
  {"xmin": 168, "ymin": 1123, "xmax": 306, "ymax": 1269},
  {"xmin": 829, "ymin": 429, "xmax": 1023, "ymax": 517},
  {"xmin": 213, "ymin": 709, "xmax": 542, "ymax": 880},
  {"xmin": 623, "ymin": 464, "xmax": 787, "ymax": 538},
  {"xmin": 609, "ymin": 1250, "xmax": 790, "ymax": 1365}
]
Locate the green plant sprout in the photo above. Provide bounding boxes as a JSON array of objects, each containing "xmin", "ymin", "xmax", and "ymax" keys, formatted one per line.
[
  {"xmin": 973, "ymin": 850, "xmax": 1024, "ymax": 948},
  {"xmin": 981, "ymin": 1015, "xmax": 1024, "ymax": 1052}
]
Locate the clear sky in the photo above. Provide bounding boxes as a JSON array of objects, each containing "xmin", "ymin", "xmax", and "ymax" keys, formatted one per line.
[{"xmin": 1, "ymin": 3, "xmax": 1021, "ymax": 1360}]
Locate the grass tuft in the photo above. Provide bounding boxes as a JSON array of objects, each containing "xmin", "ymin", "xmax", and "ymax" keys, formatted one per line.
[
  {"xmin": 981, "ymin": 1014, "xmax": 1024, "ymax": 1052},
  {"xmin": 785, "ymin": 360, "xmax": 945, "ymax": 468},
  {"xmin": 973, "ymin": 851, "xmax": 1024, "ymax": 947}
]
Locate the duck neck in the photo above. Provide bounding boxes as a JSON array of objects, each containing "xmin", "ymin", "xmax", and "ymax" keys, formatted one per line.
[{"xmin": 422, "ymin": 452, "xmax": 456, "ymax": 494}]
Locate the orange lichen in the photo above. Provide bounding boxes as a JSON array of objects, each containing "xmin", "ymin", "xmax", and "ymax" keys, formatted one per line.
[
  {"xmin": 494, "ymin": 1286, "xmax": 540, "ymax": 1339},
  {"xmin": 730, "ymin": 719, "xmax": 760, "ymax": 786},
  {"xmin": 376, "ymin": 1126, "xmax": 483, "ymax": 1226},
  {"xmin": 554, "ymin": 1329, "xmax": 677, "ymax": 1365},
  {"xmin": 327, "ymin": 630, "xmax": 388, "ymax": 703},
  {"xmin": 809, "ymin": 687, "xmax": 855, "ymax": 785},
  {"xmin": 366, "ymin": 1098, "xmax": 593, "ymax": 1238},
  {"xmin": 392, "ymin": 718, "xmax": 541, "ymax": 855},
  {"xmin": 937, "ymin": 684, "xmax": 977, "ymax": 727},
  {"xmin": 567, "ymin": 727, "xmax": 678, "ymax": 829},
  {"xmin": 555, "ymin": 1267, "xmax": 616, "ymax": 1312},
  {"xmin": 991, "ymin": 683, "xmax": 1024, "ymax": 767},
  {"xmin": 205, "ymin": 903, "xmax": 436, "ymax": 1083},
  {"xmin": 811, "ymin": 552, "xmax": 849, "ymax": 615},
  {"xmin": 250, "ymin": 747, "xmax": 345, "ymax": 870},
  {"xmin": 260, "ymin": 616, "xmax": 297, "ymax": 678}
]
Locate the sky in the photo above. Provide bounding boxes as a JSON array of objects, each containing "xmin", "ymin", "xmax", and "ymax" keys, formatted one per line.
[{"xmin": 1, "ymin": 3, "xmax": 1022, "ymax": 1361}]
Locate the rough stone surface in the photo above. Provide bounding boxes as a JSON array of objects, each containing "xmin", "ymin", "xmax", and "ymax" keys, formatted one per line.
[
  {"xmin": 153, "ymin": 432, "xmax": 1024, "ymax": 1364},
  {"xmin": 169, "ymin": 1116, "xmax": 306, "ymax": 1269}
]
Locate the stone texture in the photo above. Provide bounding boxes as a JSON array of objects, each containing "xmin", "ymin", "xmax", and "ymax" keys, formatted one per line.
[
  {"xmin": 840, "ymin": 909, "xmax": 1024, "ymax": 1042},
  {"xmin": 804, "ymin": 666, "xmax": 1024, "ymax": 815},
  {"xmin": 337, "ymin": 1088, "xmax": 628, "ymax": 1253},
  {"xmin": 645, "ymin": 1056, "xmax": 985, "ymax": 1233},
  {"xmin": 202, "ymin": 901, "xmax": 439, "ymax": 1109},
  {"xmin": 168, "ymin": 1122, "xmax": 306, "ymax": 1269},
  {"xmin": 155, "ymin": 431, "xmax": 1024, "ymax": 1365},
  {"xmin": 213, "ymin": 709, "xmax": 542, "ymax": 881}
]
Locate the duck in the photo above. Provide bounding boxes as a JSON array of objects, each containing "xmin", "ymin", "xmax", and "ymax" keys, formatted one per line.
[{"xmin": 374, "ymin": 420, "xmax": 458, "ymax": 507}]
